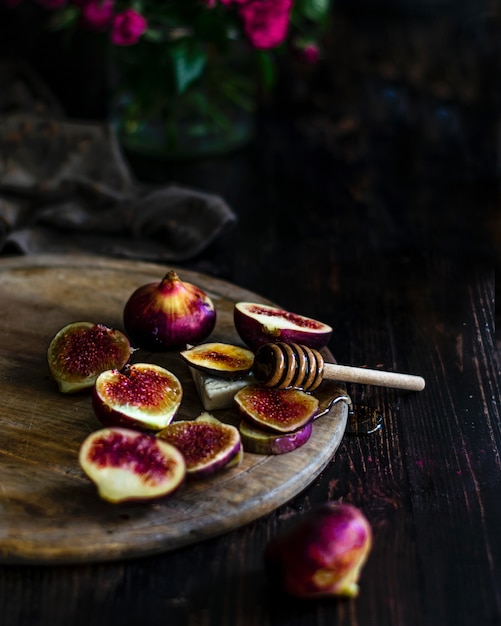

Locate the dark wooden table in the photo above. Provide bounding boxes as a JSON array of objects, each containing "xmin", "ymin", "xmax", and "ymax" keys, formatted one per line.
[{"xmin": 1, "ymin": 2, "xmax": 500, "ymax": 625}]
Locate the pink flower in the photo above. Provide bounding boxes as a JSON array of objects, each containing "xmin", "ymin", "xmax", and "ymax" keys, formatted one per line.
[
  {"xmin": 111, "ymin": 9, "xmax": 147, "ymax": 46},
  {"xmin": 295, "ymin": 40, "xmax": 320, "ymax": 64},
  {"xmin": 81, "ymin": 0, "xmax": 114, "ymax": 31},
  {"xmin": 238, "ymin": 0, "xmax": 292, "ymax": 49}
]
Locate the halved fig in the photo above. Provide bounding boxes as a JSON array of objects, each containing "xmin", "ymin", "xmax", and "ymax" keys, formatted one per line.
[
  {"xmin": 47, "ymin": 321, "xmax": 133, "ymax": 393},
  {"xmin": 92, "ymin": 363, "xmax": 183, "ymax": 431},
  {"xmin": 157, "ymin": 413, "xmax": 242, "ymax": 478},
  {"xmin": 239, "ymin": 419, "xmax": 313, "ymax": 455},
  {"xmin": 180, "ymin": 342, "xmax": 254, "ymax": 379},
  {"xmin": 79, "ymin": 427, "xmax": 186, "ymax": 503},
  {"xmin": 234, "ymin": 302, "xmax": 332, "ymax": 351},
  {"xmin": 234, "ymin": 385, "xmax": 319, "ymax": 434}
]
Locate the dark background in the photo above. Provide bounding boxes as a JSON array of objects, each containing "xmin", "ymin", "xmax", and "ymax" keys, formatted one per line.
[{"xmin": 0, "ymin": 3, "xmax": 500, "ymax": 625}]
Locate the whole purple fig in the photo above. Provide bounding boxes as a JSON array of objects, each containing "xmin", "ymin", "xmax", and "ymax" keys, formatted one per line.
[
  {"xmin": 123, "ymin": 270, "xmax": 216, "ymax": 351},
  {"xmin": 265, "ymin": 502, "xmax": 372, "ymax": 598}
]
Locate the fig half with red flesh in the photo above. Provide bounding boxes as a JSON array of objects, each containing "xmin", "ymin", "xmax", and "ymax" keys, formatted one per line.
[
  {"xmin": 234, "ymin": 302, "xmax": 332, "ymax": 351},
  {"xmin": 180, "ymin": 342, "xmax": 254, "ymax": 379},
  {"xmin": 47, "ymin": 321, "xmax": 133, "ymax": 394},
  {"xmin": 157, "ymin": 413, "xmax": 242, "ymax": 478},
  {"xmin": 79, "ymin": 427, "xmax": 186, "ymax": 503},
  {"xmin": 239, "ymin": 418, "xmax": 313, "ymax": 455},
  {"xmin": 92, "ymin": 363, "xmax": 183, "ymax": 431},
  {"xmin": 234, "ymin": 385, "xmax": 319, "ymax": 434}
]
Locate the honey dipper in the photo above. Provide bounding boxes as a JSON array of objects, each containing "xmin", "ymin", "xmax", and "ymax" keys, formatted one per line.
[{"xmin": 252, "ymin": 342, "xmax": 425, "ymax": 392}]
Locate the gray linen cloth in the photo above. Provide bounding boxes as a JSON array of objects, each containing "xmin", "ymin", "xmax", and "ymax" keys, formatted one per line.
[{"xmin": 0, "ymin": 62, "xmax": 237, "ymax": 261}]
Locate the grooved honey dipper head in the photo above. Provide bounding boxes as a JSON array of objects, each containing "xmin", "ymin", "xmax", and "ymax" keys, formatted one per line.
[{"xmin": 253, "ymin": 342, "xmax": 325, "ymax": 391}]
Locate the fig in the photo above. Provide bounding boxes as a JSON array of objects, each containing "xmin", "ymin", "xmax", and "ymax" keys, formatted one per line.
[
  {"xmin": 180, "ymin": 342, "xmax": 254, "ymax": 379},
  {"xmin": 234, "ymin": 302, "xmax": 332, "ymax": 351},
  {"xmin": 79, "ymin": 427, "xmax": 186, "ymax": 503},
  {"xmin": 157, "ymin": 413, "xmax": 242, "ymax": 478},
  {"xmin": 123, "ymin": 270, "xmax": 216, "ymax": 351},
  {"xmin": 265, "ymin": 502, "xmax": 372, "ymax": 598},
  {"xmin": 239, "ymin": 418, "xmax": 313, "ymax": 455},
  {"xmin": 47, "ymin": 321, "xmax": 133, "ymax": 393},
  {"xmin": 92, "ymin": 363, "xmax": 183, "ymax": 431},
  {"xmin": 234, "ymin": 385, "xmax": 319, "ymax": 434}
]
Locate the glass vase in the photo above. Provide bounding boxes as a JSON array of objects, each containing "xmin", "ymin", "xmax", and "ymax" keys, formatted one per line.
[{"xmin": 110, "ymin": 37, "xmax": 257, "ymax": 161}]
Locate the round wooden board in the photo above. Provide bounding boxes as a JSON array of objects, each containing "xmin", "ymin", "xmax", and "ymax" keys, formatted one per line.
[{"xmin": 0, "ymin": 255, "xmax": 348, "ymax": 564}]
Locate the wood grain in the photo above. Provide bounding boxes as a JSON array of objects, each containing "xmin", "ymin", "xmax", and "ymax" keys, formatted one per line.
[{"xmin": 0, "ymin": 254, "xmax": 347, "ymax": 564}]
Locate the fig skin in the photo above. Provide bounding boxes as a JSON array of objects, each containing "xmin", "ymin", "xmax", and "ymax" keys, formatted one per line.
[
  {"xmin": 92, "ymin": 363, "xmax": 183, "ymax": 431},
  {"xmin": 265, "ymin": 502, "xmax": 372, "ymax": 599},
  {"xmin": 234, "ymin": 385, "xmax": 319, "ymax": 434},
  {"xmin": 47, "ymin": 321, "xmax": 133, "ymax": 393},
  {"xmin": 79, "ymin": 427, "xmax": 186, "ymax": 503},
  {"xmin": 180, "ymin": 342, "xmax": 254, "ymax": 379},
  {"xmin": 234, "ymin": 302, "xmax": 332, "ymax": 351},
  {"xmin": 239, "ymin": 419, "xmax": 313, "ymax": 455},
  {"xmin": 123, "ymin": 270, "xmax": 216, "ymax": 351},
  {"xmin": 157, "ymin": 413, "xmax": 242, "ymax": 478}
]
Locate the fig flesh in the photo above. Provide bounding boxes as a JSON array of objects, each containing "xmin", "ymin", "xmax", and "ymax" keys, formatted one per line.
[
  {"xmin": 234, "ymin": 385, "xmax": 319, "ymax": 434},
  {"xmin": 239, "ymin": 419, "xmax": 313, "ymax": 455},
  {"xmin": 92, "ymin": 363, "xmax": 183, "ymax": 431},
  {"xmin": 157, "ymin": 413, "xmax": 242, "ymax": 478},
  {"xmin": 47, "ymin": 322, "xmax": 132, "ymax": 393},
  {"xmin": 123, "ymin": 270, "xmax": 216, "ymax": 351},
  {"xmin": 265, "ymin": 502, "xmax": 372, "ymax": 598},
  {"xmin": 79, "ymin": 427, "xmax": 186, "ymax": 503},
  {"xmin": 234, "ymin": 302, "xmax": 332, "ymax": 351},
  {"xmin": 180, "ymin": 342, "xmax": 254, "ymax": 379}
]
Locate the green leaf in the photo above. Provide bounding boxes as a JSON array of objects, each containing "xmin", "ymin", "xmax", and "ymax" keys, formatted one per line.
[
  {"xmin": 297, "ymin": 0, "xmax": 331, "ymax": 22},
  {"xmin": 143, "ymin": 29, "xmax": 165, "ymax": 44},
  {"xmin": 47, "ymin": 6, "xmax": 79, "ymax": 31},
  {"xmin": 170, "ymin": 39, "xmax": 207, "ymax": 94}
]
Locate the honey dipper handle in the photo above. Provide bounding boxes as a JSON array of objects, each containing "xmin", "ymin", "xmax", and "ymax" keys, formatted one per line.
[
  {"xmin": 323, "ymin": 362, "xmax": 426, "ymax": 391},
  {"xmin": 253, "ymin": 342, "xmax": 426, "ymax": 392}
]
